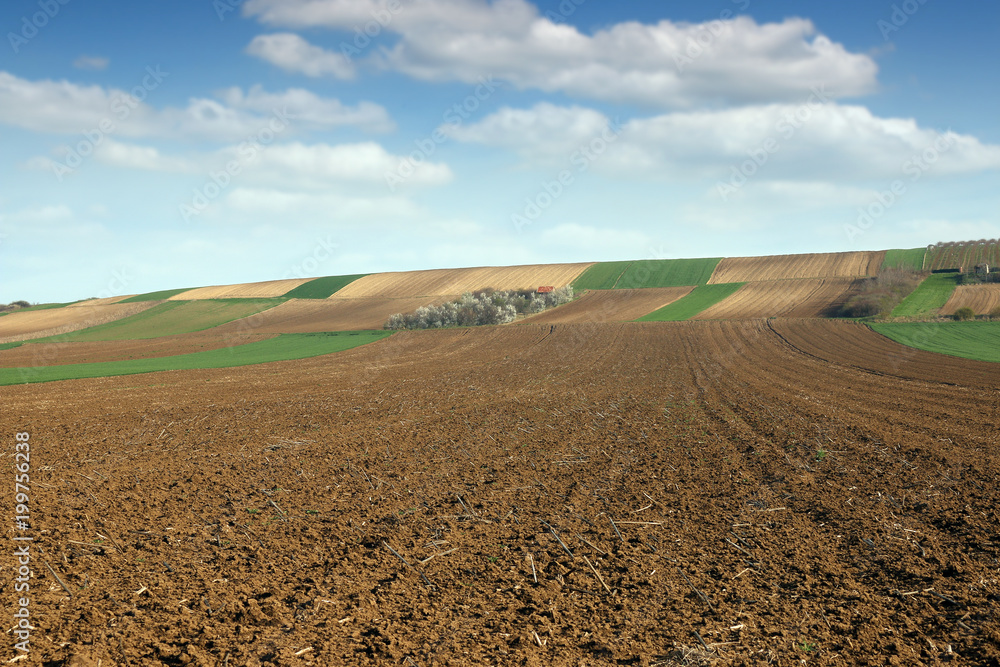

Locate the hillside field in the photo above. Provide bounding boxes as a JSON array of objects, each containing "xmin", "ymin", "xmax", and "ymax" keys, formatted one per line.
[
  {"xmin": 890, "ymin": 273, "xmax": 960, "ymax": 318},
  {"xmin": 2, "ymin": 320, "xmax": 998, "ymax": 665}
]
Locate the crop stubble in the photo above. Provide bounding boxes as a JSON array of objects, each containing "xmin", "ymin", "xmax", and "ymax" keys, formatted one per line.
[
  {"xmin": 2, "ymin": 321, "xmax": 998, "ymax": 665},
  {"xmin": 708, "ymin": 252, "xmax": 885, "ymax": 284}
]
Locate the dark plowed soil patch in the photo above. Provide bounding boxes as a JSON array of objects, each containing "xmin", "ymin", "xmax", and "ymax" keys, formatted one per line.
[
  {"xmin": 2, "ymin": 322, "xmax": 999, "ymax": 666},
  {"xmin": 0, "ymin": 333, "xmax": 276, "ymax": 367},
  {"xmin": 769, "ymin": 318, "xmax": 1000, "ymax": 389},
  {"xmin": 520, "ymin": 287, "xmax": 693, "ymax": 324}
]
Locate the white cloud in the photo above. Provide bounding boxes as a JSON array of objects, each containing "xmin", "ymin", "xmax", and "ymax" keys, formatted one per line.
[
  {"xmin": 0, "ymin": 71, "xmax": 390, "ymax": 141},
  {"xmin": 217, "ymin": 84, "xmax": 393, "ymax": 132},
  {"xmin": 243, "ymin": 0, "xmax": 877, "ymax": 108},
  {"xmin": 234, "ymin": 141, "xmax": 454, "ymax": 188},
  {"xmin": 95, "ymin": 139, "xmax": 195, "ymax": 172},
  {"xmin": 73, "ymin": 55, "xmax": 109, "ymax": 71},
  {"xmin": 246, "ymin": 33, "xmax": 355, "ymax": 79},
  {"xmin": 451, "ymin": 102, "xmax": 1000, "ymax": 182}
]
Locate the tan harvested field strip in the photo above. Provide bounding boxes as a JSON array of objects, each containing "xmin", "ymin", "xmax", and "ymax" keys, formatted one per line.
[
  {"xmin": 0, "ymin": 301, "xmax": 159, "ymax": 343},
  {"xmin": 939, "ymin": 284, "xmax": 1000, "ymax": 315},
  {"xmin": 520, "ymin": 287, "xmax": 693, "ymax": 324},
  {"xmin": 693, "ymin": 278, "xmax": 858, "ymax": 319},
  {"xmin": 708, "ymin": 250, "xmax": 885, "ymax": 283},
  {"xmin": 333, "ymin": 263, "xmax": 594, "ymax": 298},
  {"xmin": 0, "ymin": 333, "xmax": 275, "ymax": 367},
  {"xmin": 65, "ymin": 295, "xmax": 134, "ymax": 307},
  {"xmin": 3, "ymin": 320, "xmax": 1000, "ymax": 664},
  {"xmin": 211, "ymin": 296, "xmax": 459, "ymax": 333},
  {"xmin": 168, "ymin": 278, "xmax": 312, "ymax": 300}
]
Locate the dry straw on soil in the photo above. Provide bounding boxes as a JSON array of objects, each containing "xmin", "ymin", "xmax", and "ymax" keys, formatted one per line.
[
  {"xmin": 332, "ymin": 263, "xmax": 594, "ymax": 298},
  {"xmin": 168, "ymin": 278, "xmax": 312, "ymax": 300},
  {"xmin": 693, "ymin": 278, "xmax": 858, "ymax": 319},
  {"xmin": 707, "ymin": 251, "xmax": 885, "ymax": 283},
  {"xmin": 0, "ymin": 302, "xmax": 159, "ymax": 343},
  {"xmin": 939, "ymin": 284, "xmax": 1000, "ymax": 315}
]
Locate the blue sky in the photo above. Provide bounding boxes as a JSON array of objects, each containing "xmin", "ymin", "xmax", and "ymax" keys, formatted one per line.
[{"xmin": 1, "ymin": 0, "xmax": 998, "ymax": 303}]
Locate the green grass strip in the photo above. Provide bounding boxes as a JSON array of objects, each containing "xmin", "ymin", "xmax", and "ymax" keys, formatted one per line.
[
  {"xmin": 870, "ymin": 322, "xmax": 1000, "ymax": 363},
  {"xmin": 119, "ymin": 288, "xmax": 193, "ymax": 303},
  {"xmin": 571, "ymin": 262, "xmax": 634, "ymax": 290},
  {"xmin": 0, "ymin": 331, "xmax": 392, "ymax": 386},
  {"xmin": 617, "ymin": 258, "xmax": 723, "ymax": 289},
  {"xmin": 881, "ymin": 248, "xmax": 926, "ymax": 272},
  {"xmin": 33, "ymin": 299, "xmax": 285, "ymax": 342},
  {"xmin": 890, "ymin": 273, "xmax": 959, "ymax": 318},
  {"xmin": 637, "ymin": 283, "xmax": 744, "ymax": 321},
  {"xmin": 282, "ymin": 274, "xmax": 369, "ymax": 299},
  {"xmin": 0, "ymin": 341, "xmax": 24, "ymax": 351}
]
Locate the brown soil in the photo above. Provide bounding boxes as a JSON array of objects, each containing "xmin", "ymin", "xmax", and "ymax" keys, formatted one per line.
[
  {"xmin": 694, "ymin": 279, "xmax": 859, "ymax": 319},
  {"xmin": 520, "ymin": 287, "xmax": 693, "ymax": 324},
  {"xmin": 0, "ymin": 333, "xmax": 275, "ymax": 367},
  {"xmin": 212, "ymin": 297, "xmax": 461, "ymax": 334},
  {"xmin": 2, "ymin": 321, "xmax": 999, "ymax": 666},
  {"xmin": 708, "ymin": 252, "xmax": 885, "ymax": 284},
  {"xmin": 940, "ymin": 284, "xmax": 1000, "ymax": 316}
]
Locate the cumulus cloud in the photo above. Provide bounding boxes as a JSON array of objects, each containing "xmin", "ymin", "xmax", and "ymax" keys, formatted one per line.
[
  {"xmin": 242, "ymin": 0, "xmax": 877, "ymax": 108},
  {"xmin": 450, "ymin": 102, "xmax": 1000, "ymax": 182},
  {"xmin": 217, "ymin": 84, "xmax": 394, "ymax": 132},
  {"xmin": 246, "ymin": 33, "xmax": 355, "ymax": 79},
  {"xmin": 0, "ymin": 71, "xmax": 391, "ymax": 141}
]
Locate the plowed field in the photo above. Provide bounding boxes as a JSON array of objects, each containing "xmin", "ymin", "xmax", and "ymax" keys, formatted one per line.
[
  {"xmin": 211, "ymin": 297, "xmax": 460, "ymax": 334},
  {"xmin": 168, "ymin": 279, "xmax": 312, "ymax": 300},
  {"xmin": 0, "ymin": 333, "xmax": 275, "ymax": 367},
  {"xmin": 769, "ymin": 318, "xmax": 1000, "ymax": 388},
  {"xmin": 3, "ymin": 321, "xmax": 999, "ymax": 666},
  {"xmin": 708, "ymin": 251, "xmax": 884, "ymax": 283},
  {"xmin": 333, "ymin": 263, "xmax": 593, "ymax": 298},
  {"xmin": 940, "ymin": 284, "xmax": 1000, "ymax": 315},
  {"xmin": 520, "ymin": 287, "xmax": 693, "ymax": 324},
  {"xmin": 693, "ymin": 279, "xmax": 858, "ymax": 319},
  {"xmin": 0, "ymin": 301, "xmax": 159, "ymax": 343}
]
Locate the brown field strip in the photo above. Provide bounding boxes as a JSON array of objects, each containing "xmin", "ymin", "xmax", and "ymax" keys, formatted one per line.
[
  {"xmin": 520, "ymin": 287, "xmax": 693, "ymax": 324},
  {"xmin": 769, "ymin": 318, "xmax": 999, "ymax": 388},
  {"xmin": 3, "ymin": 320, "xmax": 999, "ymax": 664},
  {"xmin": 0, "ymin": 333, "xmax": 275, "ymax": 367},
  {"xmin": 708, "ymin": 250, "xmax": 885, "ymax": 283},
  {"xmin": 939, "ymin": 284, "xmax": 1000, "ymax": 315},
  {"xmin": 694, "ymin": 278, "xmax": 858, "ymax": 319},
  {"xmin": 168, "ymin": 278, "xmax": 312, "ymax": 300},
  {"xmin": 0, "ymin": 301, "xmax": 159, "ymax": 343},
  {"xmin": 332, "ymin": 263, "xmax": 594, "ymax": 298},
  {"xmin": 210, "ymin": 296, "xmax": 459, "ymax": 333}
]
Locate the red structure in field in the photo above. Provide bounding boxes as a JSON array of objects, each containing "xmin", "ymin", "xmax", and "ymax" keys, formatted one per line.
[{"xmin": 537, "ymin": 286, "xmax": 554, "ymax": 293}]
